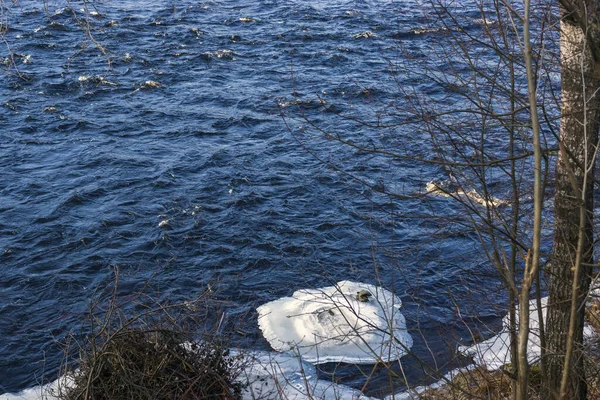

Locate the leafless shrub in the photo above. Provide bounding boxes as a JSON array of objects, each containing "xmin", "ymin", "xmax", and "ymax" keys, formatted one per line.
[{"xmin": 55, "ymin": 269, "xmax": 244, "ymax": 400}]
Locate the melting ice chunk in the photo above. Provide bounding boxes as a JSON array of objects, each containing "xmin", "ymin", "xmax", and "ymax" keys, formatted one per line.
[
  {"xmin": 0, "ymin": 375, "xmax": 73, "ymax": 400},
  {"xmin": 257, "ymin": 280, "xmax": 413, "ymax": 364},
  {"xmin": 236, "ymin": 350, "xmax": 377, "ymax": 400},
  {"xmin": 459, "ymin": 297, "xmax": 547, "ymax": 370},
  {"xmin": 1, "ymin": 350, "xmax": 375, "ymax": 400}
]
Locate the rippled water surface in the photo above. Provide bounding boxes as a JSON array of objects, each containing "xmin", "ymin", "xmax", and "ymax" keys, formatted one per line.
[{"xmin": 1, "ymin": 0, "xmax": 517, "ymax": 396}]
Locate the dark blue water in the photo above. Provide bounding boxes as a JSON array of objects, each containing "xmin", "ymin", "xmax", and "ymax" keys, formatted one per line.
[{"xmin": 0, "ymin": 0, "xmax": 537, "ymax": 396}]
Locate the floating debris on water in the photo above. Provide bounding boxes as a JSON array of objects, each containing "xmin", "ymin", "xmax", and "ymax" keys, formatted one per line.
[
  {"xmin": 425, "ymin": 181, "xmax": 452, "ymax": 197},
  {"xmin": 214, "ymin": 49, "xmax": 234, "ymax": 59},
  {"xmin": 140, "ymin": 80, "xmax": 161, "ymax": 89},
  {"xmin": 183, "ymin": 300, "xmax": 198, "ymax": 312},
  {"xmin": 78, "ymin": 75, "xmax": 118, "ymax": 86},
  {"xmin": 158, "ymin": 219, "xmax": 169, "ymax": 228},
  {"xmin": 425, "ymin": 180, "xmax": 509, "ymax": 208},
  {"xmin": 190, "ymin": 27, "xmax": 202, "ymax": 36},
  {"xmin": 239, "ymin": 17, "xmax": 254, "ymax": 22},
  {"xmin": 7, "ymin": 53, "xmax": 34, "ymax": 64},
  {"xmin": 43, "ymin": 106, "xmax": 57, "ymax": 113},
  {"xmin": 472, "ymin": 17, "xmax": 496, "ymax": 25},
  {"xmin": 352, "ymin": 31, "xmax": 376, "ymax": 39},
  {"xmin": 49, "ymin": 21, "xmax": 65, "ymax": 29},
  {"xmin": 54, "ymin": 7, "xmax": 70, "ymax": 16},
  {"xmin": 410, "ymin": 26, "xmax": 448, "ymax": 34},
  {"xmin": 203, "ymin": 49, "xmax": 235, "ymax": 60}
]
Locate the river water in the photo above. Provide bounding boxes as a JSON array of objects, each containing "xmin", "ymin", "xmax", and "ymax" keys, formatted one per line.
[{"xmin": 1, "ymin": 0, "xmax": 528, "ymax": 397}]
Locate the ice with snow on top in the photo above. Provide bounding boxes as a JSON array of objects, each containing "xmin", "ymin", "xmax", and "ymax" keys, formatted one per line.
[
  {"xmin": 0, "ymin": 375, "xmax": 73, "ymax": 400},
  {"xmin": 459, "ymin": 296, "xmax": 595, "ymax": 371},
  {"xmin": 459, "ymin": 297, "xmax": 547, "ymax": 370},
  {"xmin": 425, "ymin": 181, "xmax": 509, "ymax": 208},
  {"xmin": 257, "ymin": 280, "xmax": 413, "ymax": 364},
  {"xmin": 1, "ymin": 350, "xmax": 375, "ymax": 400},
  {"xmin": 237, "ymin": 350, "xmax": 377, "ymax": 399}
]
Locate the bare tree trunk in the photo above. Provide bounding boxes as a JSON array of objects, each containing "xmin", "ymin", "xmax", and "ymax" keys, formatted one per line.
[
  {"xmin": 516, "ymin": 1, "xmax": 545, "ymax": 397},
  {"xmin": 543, "ymin": 4, "xmax": 600, "ymax": 397}
]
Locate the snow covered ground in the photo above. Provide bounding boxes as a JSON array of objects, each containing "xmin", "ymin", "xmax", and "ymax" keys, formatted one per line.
[{"xmin": 1, "ymin": 350, "xmax": 375, "ymax": 400}]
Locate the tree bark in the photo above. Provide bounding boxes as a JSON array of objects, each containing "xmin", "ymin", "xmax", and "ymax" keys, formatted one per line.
[{"xmin": 543, "ymin": 4, "xmax": 600, "ymax": 398}]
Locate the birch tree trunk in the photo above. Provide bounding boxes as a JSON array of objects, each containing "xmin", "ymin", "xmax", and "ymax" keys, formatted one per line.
[{"xmin": 543, "ymin": 3, "xmax": 600, "ymax": 398}]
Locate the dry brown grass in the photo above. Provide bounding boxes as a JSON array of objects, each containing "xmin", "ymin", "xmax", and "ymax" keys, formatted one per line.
[
  {"xmin": 414, "ymin": 367, "xmax": 516, "ymax": 400},
  {"xmin": 586, "ymin": 299, "xmax": 600, "ymax": 333},
  {"xmin": 414, "ymin": 297, "xmax": 600, "ymax": 400}
]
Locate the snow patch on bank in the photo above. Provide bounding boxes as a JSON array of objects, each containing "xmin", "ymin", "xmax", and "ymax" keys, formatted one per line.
[
  {"xmin": 1, "ymin": 350, "xmax": 374, "ymax": 400},
  {"xmin": 459, "ymin": 296, "xmax": 596, "ymax": 371},
  {"xmin": 0, "ymin": 375, "xmax": 73, "ymax": 400},
  {"xmin": 384, "ymin": 366, "xmax": 476, "ymax": 400},
  {"xmin": 458, "ymin": 297, "xmax": 547, "ymax": 370},
  {"xmin": 237, "ymin": 350, "xmax": 376, "ymax": 399}
]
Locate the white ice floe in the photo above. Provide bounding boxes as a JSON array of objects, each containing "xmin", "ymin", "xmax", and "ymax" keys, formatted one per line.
[
  {"xmin": 472, "ymin": 17, "xmax": 496, "ymax": 26},
  {"xmin": 257, "ymin": 280, "xmax": 413, "ymax": 364},
  {"xmin": 459, "ymin": 297, "xmax": 547, "ymax": 370},
  {"xmin": 459, "ymin": 296, "xmax": 596, "ymax": 371},
  {"xmin": 352, "ymin": 31, "xmax": 376, "ymax": 39},
  {"xmin": 141, "ymin": 80, "xmax": 161, "ymax": 89},
  {"xmin": 236, "ymin": 350, "xmax": 317, "ymax": 400},
  {"xmin": 77, "ymin": 75, "xmax": 117, "ymax": 86},
  {"xmin": 203, "ymin": 49, "xmax": 235, "ymax": 60},
  {"xmin": 0, "ymin": 375, "xmax": 73, "ymax": 400},
  {"xmin": 425, "ymin": 180, "xmax": 509, "ymax": 208},
  {"xmin": 409, "ymin": 26, "xmax": 448, "ymax": 35},
  {"xmin": 237, "ymin": 350, "xmax": 376, "ymax": 400}
]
